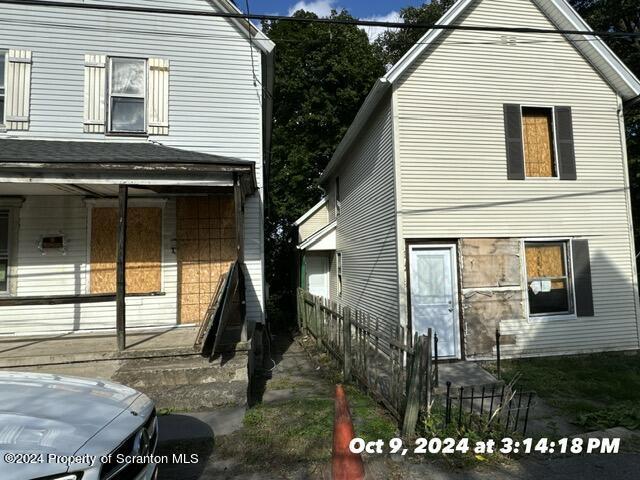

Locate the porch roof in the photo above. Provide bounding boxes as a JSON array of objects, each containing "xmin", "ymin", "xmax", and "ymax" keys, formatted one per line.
[{"xmin": 0, "ymin": 139, "xmax": 257, "ymax": 192}]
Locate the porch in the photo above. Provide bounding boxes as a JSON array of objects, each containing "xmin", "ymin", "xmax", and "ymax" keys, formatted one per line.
[{"xmin": 0, "ymin": 139, "xmax": 256, "ymax": 354}]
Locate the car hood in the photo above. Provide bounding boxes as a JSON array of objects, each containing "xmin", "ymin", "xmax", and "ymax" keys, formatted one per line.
[{"xmin": 0, "ymin": 371, "xmax": 141, "ymax": 456}]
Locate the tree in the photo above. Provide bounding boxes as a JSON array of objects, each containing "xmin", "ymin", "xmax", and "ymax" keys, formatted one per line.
[
  {"xmin": 262, "ymin": 10, "xmax": 385, "ymax": 326},
  {"xmin": 374, "ymin": 0, "xmax": 456, "ymax": 66}
]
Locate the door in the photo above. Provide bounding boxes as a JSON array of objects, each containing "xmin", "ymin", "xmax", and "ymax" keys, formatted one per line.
[
  {"xmin": 306, "ymin": 255, "xmax": 329, "ymax": 298},
  {"xmin": 409, "ymin": 245, "xmax": 460, "ymax": 358}
]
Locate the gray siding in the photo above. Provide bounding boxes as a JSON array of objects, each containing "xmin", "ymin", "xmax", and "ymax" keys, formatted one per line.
[
  {"xmin": 393, "ymin": 0, "xmax": 640, "ymax": 355},
  {"xmin": 0, "ymin": 0, "xmax": 266, "ymax": 325},
  {"xmin": 325, "ymin": 97, "xmax": 399, "ymax": 337}
]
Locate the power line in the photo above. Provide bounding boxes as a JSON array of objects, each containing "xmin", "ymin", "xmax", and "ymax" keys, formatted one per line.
[{"xmin": 2, "ymin": 0, "xmax": 640, "ymax": 39}]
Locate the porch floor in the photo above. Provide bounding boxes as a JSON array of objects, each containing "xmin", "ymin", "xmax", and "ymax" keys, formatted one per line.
[{"xmin": 0, "ymin": 326, "xmax": 200, "ymax": 369}]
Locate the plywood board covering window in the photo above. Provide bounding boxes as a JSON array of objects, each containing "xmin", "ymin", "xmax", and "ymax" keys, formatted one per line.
[
  {"xmin": 525, "ymin": 241, "xmax": 572, "ymax": 316},
  {"xmin": 522, "ymin": 107, "xmax": 556, "ymax": 177},
  {"xmin": 176, "ymin": 196, "xmax": 236, "ymax": 324},
  {"xmin": 90, "ymin": 207, "xmax": 162, "ymax": 294}
]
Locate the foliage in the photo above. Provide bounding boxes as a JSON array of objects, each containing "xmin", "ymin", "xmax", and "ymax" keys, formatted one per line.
[
  {"xmin": 263, "ymin": 10, "xmax": 385, "ymax": 323},
  {"xmin": 497, "ymin": 351, "xmax": 640, "ymax": 430},
  {"xmin": 374, "ymin": 0, "xmax": 456, "ymax": 66}
]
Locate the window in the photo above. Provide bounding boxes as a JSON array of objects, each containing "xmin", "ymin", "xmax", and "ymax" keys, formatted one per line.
[
  {"xmin": 0, "ymin": 51, "xmax": 5, "ymax": 125},
  {"xmin": 524, "ymin": 241, "xmax": 573, "ymax": 316},
  {"xmin": 0, "ymin": 210, "xmax": 8, "ymax": 292},
  {"xmin": 335, "ymin": 177, "xmax": 341, "ymax": 217},
  {"xmin": 109, "ymin": 58, "xmax": 146, "ymax": 133},
  {"xmin": 336, "ymin": 251, "xmax": 342, "ymax": 296},
  {"xmin": 522, "ymin": 107, "xmax": 556, "ymax": 177}
]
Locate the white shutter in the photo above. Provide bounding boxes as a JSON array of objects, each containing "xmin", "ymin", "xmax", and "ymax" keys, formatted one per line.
[
  {"xmin": 83, "ymin": 54, "xmax": 106, "ymax": 133},
  {"xmin": 5, "ymin": 50, "xmax": 32, "ymax": 131},
  {"xmin": 148, "ymin": 58, "xmax": 169, "ymax": 135}
]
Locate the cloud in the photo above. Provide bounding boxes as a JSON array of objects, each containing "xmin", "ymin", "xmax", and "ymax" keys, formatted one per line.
[
  {"xmin": 288, "ymin": 0, "xmax": 337, "ymax": 17},
  {"xmin": 360, "ymin": 11, "xmax": 403, "ymax": 42}
]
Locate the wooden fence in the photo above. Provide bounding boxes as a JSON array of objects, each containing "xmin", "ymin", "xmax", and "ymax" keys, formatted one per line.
[{"xmin": 297, "ymin": 288, "xmax": 434, "ymax": 436}]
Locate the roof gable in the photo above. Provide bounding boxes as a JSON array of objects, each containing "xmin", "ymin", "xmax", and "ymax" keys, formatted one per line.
[{"xmin": 386, "ymin": 0, "xmax": 640, "ymax": 99}]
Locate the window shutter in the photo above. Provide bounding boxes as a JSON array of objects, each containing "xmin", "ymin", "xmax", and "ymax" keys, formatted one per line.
[
  {"xmin": 572, "ymin": 239, "xmax": 594, "ymax": 317},
  {"xmin": 554, "ymin": 106, "xmax": 576, "ymax": 180},
  {"xmin": 83, "ymin": 54, "xmax": 106, "ymax": 133},
  {"xmin": 503, "ymin": 104, "xmax": 525, "ymax": 180},
  {"xmin": 148, "ymin": 58, "xmax": 169, "ymax": 135},
  {"xmin": 5, "ymin": 49, "xmax": 32, "ymax": 131}
]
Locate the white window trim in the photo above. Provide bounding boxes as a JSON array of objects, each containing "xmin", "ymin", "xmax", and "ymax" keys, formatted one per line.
[
  {"xmin": 522, "ymin": 237, "xmax": 578, "ymax": 322},
  {"xmin": 85, "ymin": 198, "xmax": 166, "ymax": 295},
  {"xmin": 0, "ymin": 197, "xmax": 24, "ymax": 297},
  {"xmin": 520, "ymin": 105, "xmax": 560, "ymax": 180},
  {"xmin": 107, "ymin": 57, "xmax": 148, "ymax": 134}
]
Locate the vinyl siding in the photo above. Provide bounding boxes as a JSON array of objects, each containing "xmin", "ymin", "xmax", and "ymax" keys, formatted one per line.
[
  {"xmin": 326, "ymin": 97, "xmax": 399, "ymax": 338},
  {"xmin": 394, "ymin": 0, "xmax": 639, "ymax": 355},
  {"xmin": 298, "ymin": 203, "xmax": 330, "ymax": 243},
  {"xmin": 0, "ymin": 196, "xmax": 178, "ymax": 335},
  {"xmin": 0, "ymin": 0, "xmax": 266, "ymax": 327}
]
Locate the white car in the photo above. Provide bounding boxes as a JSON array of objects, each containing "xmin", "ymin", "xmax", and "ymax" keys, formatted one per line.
[{"xmin": 0, "ymin": 372, "xmax": 158, "ymax": 480}]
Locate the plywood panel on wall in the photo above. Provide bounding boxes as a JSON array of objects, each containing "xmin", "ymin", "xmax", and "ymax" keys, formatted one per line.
[
  {"xmin": 177, "ymin": 195, "xmax": 236, "ymax": 324},
  {"xmin": 90, "ymin": 207, "xmax": 162, "ymax": 294}
]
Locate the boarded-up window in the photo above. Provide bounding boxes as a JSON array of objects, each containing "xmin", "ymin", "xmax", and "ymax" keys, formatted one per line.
[
  {"xmin": 525, "ymin": 241, "xmax": 572, "ymax": 315},
  {"xmin": 522, "ymin": 107, "xmax": 556, "ymax": 177},
  {"xmin": 90, "ymin": 207, "xmax": 162, "ymax": 294}
]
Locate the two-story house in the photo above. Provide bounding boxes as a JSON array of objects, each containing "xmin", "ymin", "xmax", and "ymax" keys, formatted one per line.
[
  {"xmin": 0, "ymin": 0, "xmax": 274, "ymax": 363},
  {"xmin": 296, "ymin": 0, "xmax": 640, "ymax": 360}
]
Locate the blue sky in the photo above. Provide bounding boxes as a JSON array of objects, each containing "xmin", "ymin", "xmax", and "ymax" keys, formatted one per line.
[
  {"xmin": 243, "ymin": 0, "xmax": 425, "ymax": 40},
  {"xmin": 244, "ymin": 0, "xmax": 423, "ymax": 18}
]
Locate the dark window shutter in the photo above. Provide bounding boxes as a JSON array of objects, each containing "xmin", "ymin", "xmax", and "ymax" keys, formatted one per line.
[
  {"xmin": 503, "ymin": 104, "xmax": 525, "ymax": 180},
  {"xmin": 554, "ymin": 106, "xmax": 577, "ymax": 180},
  {"xmin": 572, "ymin": 239, "xmax": 594, "ymax": 317}
]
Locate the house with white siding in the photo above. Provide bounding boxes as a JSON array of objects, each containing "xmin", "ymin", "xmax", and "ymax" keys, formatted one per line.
[
  {"xmin": 0, "ymin": 0, "xmax": 274, "ymax": 358},
  {"xmin": 296, "ymin": 0, "xmax": 640, "ymax": 360}
]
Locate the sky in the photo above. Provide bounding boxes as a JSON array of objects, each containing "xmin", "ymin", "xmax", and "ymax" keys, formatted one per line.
[{"xmin": 242, "ymin": 0, "xmax": 426, "ymax": 41}]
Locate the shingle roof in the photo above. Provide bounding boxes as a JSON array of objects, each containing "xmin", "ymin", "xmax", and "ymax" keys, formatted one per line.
[{"xmin": 0, "ymin": 139, "xmax": 253, "ymax": 166}]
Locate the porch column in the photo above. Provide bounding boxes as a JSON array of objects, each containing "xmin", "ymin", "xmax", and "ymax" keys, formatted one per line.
[
  {"xmin": 116, "ymin": 184, "xmax": 128, "ymax": 351},
  {"xmin": 234, "ymin": 174, "xmax": 245, "ymax": 262}
]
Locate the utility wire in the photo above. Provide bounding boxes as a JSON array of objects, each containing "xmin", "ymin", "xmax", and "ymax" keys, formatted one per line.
[{"xmin": 1, "ymin": 0, "xmax": 640, "ymax": 39}]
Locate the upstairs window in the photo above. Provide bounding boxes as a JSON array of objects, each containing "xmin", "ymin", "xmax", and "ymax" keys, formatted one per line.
[
  {"xmin": 109, "ymin": 58, "xmax": 146, "ymax": 133},
  {"xmin": 525, "ymin": 241, "xmax": 573, "ymax": 316},
  {"xmin": 522, "ymin": 107, "xmax": 556, "ymax": 177},
  {"xmin": 0, "ymin": 51, "xmax": 5, "ymax": 125}
]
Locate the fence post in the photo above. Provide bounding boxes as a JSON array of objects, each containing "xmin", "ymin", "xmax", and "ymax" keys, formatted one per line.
[
  {"xmin": 297, "ymin": 289, "xmax": 302, "ymax": 331},
  {"xmin": 313, "ymin": 296, "xmax": 322, "ymax": 348},
  {"xmin": 496, "ymin": 329, "xmax": 501, "ymax": 380},
  {"xmin": 426, "ymin": 329, "xmax": 433, "ymax": 417},
  {"xmin": 343, "ymin": 306, "xmax": 352, "ymax": 382},
  {"xmin": 402, "ymin": 335, "xmax": 428, "ymax": 437}
]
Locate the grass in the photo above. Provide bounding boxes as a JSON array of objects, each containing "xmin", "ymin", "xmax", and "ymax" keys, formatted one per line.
[{"xmin": 490, "ymin": 351, "xmax": 640, "ymax": 430}]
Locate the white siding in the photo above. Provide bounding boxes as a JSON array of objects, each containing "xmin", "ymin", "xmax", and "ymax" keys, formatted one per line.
[
  {"xmin": 327, "ymin": 98, "xmax": 399, "ymax": 337},
  {"xmin": 394, "ymin": 0, "xmax": 639, "ymax": 355},
  {"xmin": 0, "ymin": 196, "xmax": 178, "ymax": 335},
  {"xmin": 298, "ymin": 203, "xmax": 330, "ymax": 242},
  {"xmin": 0, "ymin": 0, "xmax": 266, "ymax": 326}
]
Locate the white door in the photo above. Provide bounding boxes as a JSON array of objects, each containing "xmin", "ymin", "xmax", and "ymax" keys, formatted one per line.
[
  {"xmin": 409, "ymin": 246, "xmax": 460, "ymax": 358},
  {"xmin": 306, "ymin": 255, "xmax": 329, "ymax": 298}
]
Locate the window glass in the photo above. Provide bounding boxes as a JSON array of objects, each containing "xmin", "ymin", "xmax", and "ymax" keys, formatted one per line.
[
  {"xmin": 525, "ymin": 242, "xmax": 572, "ymax": 315},
  {"xmin": 111, "ymin": 97, "xmax": 145, "ymax": 132},
  {"xmin": 0, "ymin": 211, "xmax": 8, "ymax": 292},
  {"xmin": 111, "ymin": 58, "xmax": 145, "ymax": 96},
  {"xmin": 522, "ymin": 107, "xmax": 556, "ymax": 177}
]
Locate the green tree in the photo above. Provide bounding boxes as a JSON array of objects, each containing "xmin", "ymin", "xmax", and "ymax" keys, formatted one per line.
[{"xmin": 263, "ymin": 10, "xmax": 385, "ymax": 326}]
